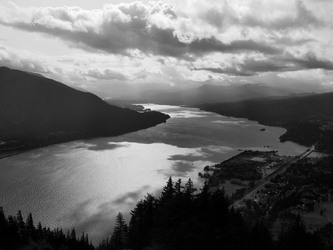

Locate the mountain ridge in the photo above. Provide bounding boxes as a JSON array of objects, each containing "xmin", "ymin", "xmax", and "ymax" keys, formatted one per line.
[
  {"xmin": 0, "ymin": 67, "xmax": 169, "ymax": 153},
  {"xmin": 199, "ymin": 92, "xmax": 333, "ymax": 152},
  {"xmin": 113, "ymin": 82, "xmax": 305, "ymax": 106}
]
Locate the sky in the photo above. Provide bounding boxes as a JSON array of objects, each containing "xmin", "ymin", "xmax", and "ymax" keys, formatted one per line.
[{"xmin": 1, "ymin": 0, "xmax": 333, "ymax": 98}]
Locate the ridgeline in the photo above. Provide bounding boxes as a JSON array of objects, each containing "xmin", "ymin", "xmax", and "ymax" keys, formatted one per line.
[
  {"xmin": 0, "ymin": 67, "xmax": 169, "ymax": 154},
  {"xmin": 199, "ymin": 92, "xmax": 333, "ymax": 153}
]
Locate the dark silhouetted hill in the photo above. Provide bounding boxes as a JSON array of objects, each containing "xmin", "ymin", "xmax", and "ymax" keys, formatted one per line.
[
  {"xmin": 0, "ymin": 67, "xmax": 169, "ymax": 152},
  {"xmin": 199, "ymin": 92, "xmax": 333, "ymax": 153}
]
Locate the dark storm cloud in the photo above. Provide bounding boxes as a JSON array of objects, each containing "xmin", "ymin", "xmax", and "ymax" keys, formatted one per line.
[
  {"xmin": 194, "ymin": 57, "xmax": 290, "ymax": 77},
  {"xmin": 0, "ymin": 2, "xmax": 281, "ymax": 59},
  {"xmin": 1, "ymin": 20, "xmax": 281, "ymax": 59},
  {"xmin": 290, "ymin": 53, "xmax": 333, "ymax": 70},
  {"xmin": 269, "ymin": 36, "xmax": 314, "ymax": 46},
  {"xmin": 196, "ymin": 54, "xmax": 333, "ymax": 76},
  {"xmin": 189, "ymin": 38, "xmax": 281, "ymax": 55}
]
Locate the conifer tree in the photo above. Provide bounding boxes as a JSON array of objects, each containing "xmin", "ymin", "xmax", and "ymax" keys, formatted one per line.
[
  {"xmin": 25, "ymin": 212, "xmax": 35, "ymax": 239},
  {"xmin": 174, "ymin": 179, "xmax": 183, "ymax": 195},
  {"xmin": 111, "ymin": 213, "xmax": 128, "ymax": 250},
  {"xmin": 16, "ymin": 210, "xmax": 26, "ymax": 242},
  {"xmin": 160, "ymin": 177, "xmax": 175, "ymax": 201},
  {"xmin": 0, "ymin": 207, "xmax": 6, "ymax": 232},
  {"xmin": 184, "ymin": 178, "xmax": 196, "ymax": 196}
]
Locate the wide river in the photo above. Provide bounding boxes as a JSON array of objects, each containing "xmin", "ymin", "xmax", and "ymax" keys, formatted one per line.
[{"xmin": 0, "ymin": 104, "xmax": 306, "ymax": 243}]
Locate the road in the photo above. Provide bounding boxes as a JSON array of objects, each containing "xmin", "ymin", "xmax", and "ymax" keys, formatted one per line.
[{"xmin": 232, "ymin": 145, "xmax": 315, "ymax": 208}]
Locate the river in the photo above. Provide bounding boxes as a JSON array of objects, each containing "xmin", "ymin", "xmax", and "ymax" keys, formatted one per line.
[{"xmin": 0, "ymin": 104, "xmax": 306, "ymax": 243}]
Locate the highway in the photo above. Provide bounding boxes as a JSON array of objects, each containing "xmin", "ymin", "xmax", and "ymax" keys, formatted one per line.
[{"xmin": 232, "ymin": 145, "xmax": 315, "ymax": 209}]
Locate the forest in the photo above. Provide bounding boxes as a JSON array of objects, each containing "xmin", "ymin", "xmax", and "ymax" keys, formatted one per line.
[
  {"xmin": 0, "ymin": 208, "xmax": 94, "ymax": 250},
  {"xmin": 199, "ymin": 92, "xmax": 333, "ymax": 153},
  {"xmin": 97, "ymin": 178, "xmax": 330, "ymax": 250},
  {"xmin": 1, "ymin": 178, "xmax": 332, "ymax": 250}
]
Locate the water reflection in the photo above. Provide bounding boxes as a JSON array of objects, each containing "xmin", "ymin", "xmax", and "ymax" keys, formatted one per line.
[
  {"xmin": 59, "ymin": 199, "xmax": 117, "ymax": 241},
  {"xmin": 113, "ymin": 185, "xmax": 151, "ymax": 205},
  {"xmin": 85, "ymin": 141, "xmax": 130, "ymax": 151},
  {"xmin": 171, "ymin": 161, "xmax": 197, "ymax": 177}
]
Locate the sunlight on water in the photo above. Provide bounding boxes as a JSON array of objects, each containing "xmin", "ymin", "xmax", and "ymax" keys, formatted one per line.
[{"xmin": 0, "ymin": 104, "xmax": 306, "ymax": 243}]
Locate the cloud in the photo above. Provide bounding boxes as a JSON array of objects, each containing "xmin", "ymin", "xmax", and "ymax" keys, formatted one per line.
[
  {"xmin": 196, "ymin": 0, "xmax": 323, "ymax": 31},
  {"xmin": 0, "ymin": 46, "xmax": 51, "ymax": 73},
  {"xmin": 290, "ymin": 53, "xmax": 333, "ymax": 70},
  {"xmin": 1, "ymin": 0, "xmax": 333, "ymax": 95},
  {"xmin": 0, "ymin": 1, "xmax": 281, "ymax": 59},
  {"xmin": 189, "ymin": 38, "xmax": 281, "ymax": 55},
  {"xmin": 85, "ymin": 68, "xmax": 131, "ymax": 81},
  {"xmin": 195, "ymin": 53, "xmax": 333, "ymax": 76},
  {"xmin": 238, "ymin": 1, "xmax": 323, "ymax": 31},
  {"xmin": 0, "ymin": 45, "xmax": 144, "ymax": 82},
  {"xmin": 268, "ymin": 35, "xmax": 314, "ymax": 46}
]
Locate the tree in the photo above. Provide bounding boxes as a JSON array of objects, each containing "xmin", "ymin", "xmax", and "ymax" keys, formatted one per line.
[
  {"xmin": 71, "ymin": 228, "xmax": 76, "ymax": 240},
  {"xmin": 80, "ymin": 231, "xmax": 86, "ymax": 243},
  {"xmin": 184, "ymin": 178, "xmax": 197, "ymax": 200},
  {"xmin": 248, "ymin": 222, "xmax": 273, "ymax": 250},
  {"xmin": 175, "ymin": 179, "xmax": 183, "ymax": 195},
  {"xmin": 129, "ymin": 194, "xmax": 156, "ymax": 249},
  {"xmin": 184, "ymin": 178, "xmax": 197, "ymax": 197},
  {"xmin": 160, "ymin": 177, "xmax": 175, "ymax": 201},
  {"xmin": 36, "ymin": 222, "xmax": 43, "ymax": 239},
  {"xmin": 25, "ymin": 212, "xmax": 35, "ymax": 239},
  {"xmin": 0, "ymin": 209, "xmax": 94, "ymax": 250},
  {"xmin": 277, "ymin": 215, "xmax": 324, "ymax": 250},
  {"xmin": 0, "ymin": 207, "xmax": 8, "ymax": 248},
  {"xmin": 16, "ymin": 210, "xmax": 26, "ymax": 242},
  {"xmin": 196, "ymin": 182, "xmax": 210, "ymax": 210},
  {"xmin": 0, "ymin": 207, "xmax": 6, "ymax": 232},
  {"xmin": 110, "ymin": 213, "xmax": 128, "ymax": 250}
]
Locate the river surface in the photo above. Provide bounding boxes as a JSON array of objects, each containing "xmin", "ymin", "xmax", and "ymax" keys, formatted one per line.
[{"xmin": 0, "ymin": 104, "xmax": 306, "ymax": 243}]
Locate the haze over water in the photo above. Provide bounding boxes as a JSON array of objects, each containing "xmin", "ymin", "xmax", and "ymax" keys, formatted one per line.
[{"xmin": 0, "ymin": 105, "xmax": 306, "ymax": 243}]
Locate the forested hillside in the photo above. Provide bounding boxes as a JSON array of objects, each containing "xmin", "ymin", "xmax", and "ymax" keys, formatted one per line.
[
  {"xmin": 98, "ymin": 178, "xmax": 328, "ymax": 250},
  {"xmin": 199, "ymin": 92, "xmax": 333, "ymax": 152},
  {"xmin": 0, "ymin": 67, "xmax": 169, "ymax": 153}
]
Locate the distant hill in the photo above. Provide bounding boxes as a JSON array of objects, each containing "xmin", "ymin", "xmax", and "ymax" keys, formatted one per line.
[
  {"xmin": 199, "ymin": 92, "xmax": 333, "ymax": 153},
  {"xmin": 0, "ymin": 67, "xmax": 169, "ymax": 153},
  {"xmin": 120, "ymin": 83, "xmax": 301, "ymax": 105}
]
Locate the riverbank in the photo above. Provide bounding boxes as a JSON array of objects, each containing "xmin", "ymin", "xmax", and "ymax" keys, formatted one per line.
[
  {"xmin": 0, "ymin": 149, "xmax": 36, "ymax": 160},
  {"xmin": 200, "ymin": 150, "xmax": 289, "ymax": 198},
  {"xmin": 198, "ymin": 93, "xmax": 333, "ymax": 154},
  {"xmin": 0, "ymin": 111, "xmax": 170, "ymax": 160}
]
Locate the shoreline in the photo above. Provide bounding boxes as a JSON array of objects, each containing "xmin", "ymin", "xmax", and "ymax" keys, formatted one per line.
[
  {"xmin": 0, "ymin": 148, "xmax": 39, "ymax": 160},
  {"xmin": 0, "ymin": 114, "xmax": 170, "ymax": 161},
  {"xmin": 198, "ymin": 107, "xmax": 316, "ymax": 150}
]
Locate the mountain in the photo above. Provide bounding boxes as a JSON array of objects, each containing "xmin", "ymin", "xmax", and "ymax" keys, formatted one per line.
[
  {"xmin": 0, "ymin": 67, "xmax": 169, "ymax": 153},
  {"xmin": 199, "ymin": 92, "xmax": 333, "ymax": 152},
  {"xmin": 117, "ymin": 83, "xmax": 302, "ymax": 106}
]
